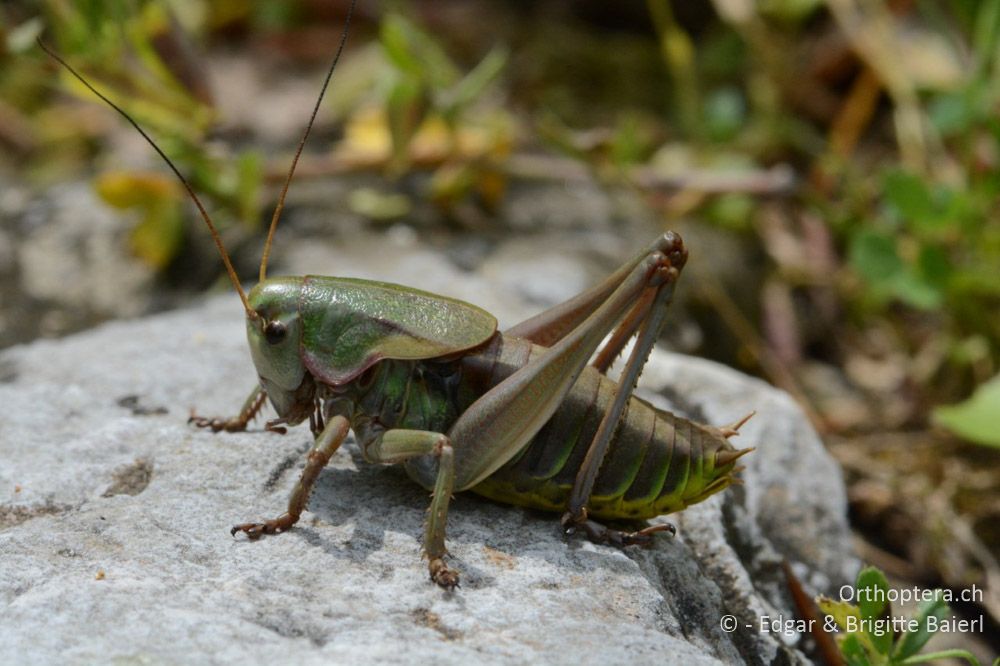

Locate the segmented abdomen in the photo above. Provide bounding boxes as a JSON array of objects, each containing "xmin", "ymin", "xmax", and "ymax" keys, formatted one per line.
[
  {"xmin": 350, "ymin": 334, "xmax": 744, "ymax": 521},
  {"xmin": 463, "ymin": 336, "xmax": 743, "ymax": 520}
]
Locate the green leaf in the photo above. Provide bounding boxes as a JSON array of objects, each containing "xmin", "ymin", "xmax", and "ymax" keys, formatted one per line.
[
  {"xmin": 855, "ymin": 567, "xmax": 893, "ymax": 657},
  {"xmin": 892, "ymin": 591, "xmax": 949, "ymax": 660},
  {"xmin": 95, "ymin": 171, "xmax": 178, "ymax": 209},
  {"xmin": 444, "ymin": 47, "xmax": 507, "ymax": 119},
  {"xmin": 235, "ymin": 150, "xmax": 263, "ymax": 228},
  {"xmin": 889, "ymin": 270, "xmax": 943, "ymax": 310},
  {"xmin": 129, "ymin": 201, "xmax": 184, "ymax": 269},
  {"xmin": 929, "ymin": 93, "xmax": 972, "ymax": 137},
  {"xmin": 952, "ymin": 266, "xmax": 1000, "ymax": 296},
  {"xmin": 610, "ymin": 114, "xmax": 646, "ymax": 166},
  {"xmin": 429, "ymin": 163, "xmax": 476, "ymax": 206},
  {"xmin": 704, "ymin": 87, "xmax": 746, "ymax": 142},
  {"xmin": 933, "ymin": 375, "xmax": 1000, "ymax": 447},
  {"xmin": 379, "ymin": 13, "xmax": 419, "ymax": 76},
  {"xmin": 848, "ymin": 232, "xmax": 946, "ymax": 309},
  {"xmin": 972, "ymin": 0, "xmax": 1000, "ymax": 76},
  {"xmin": 708, "ymin": 194, "xmax": 754, "ymax": 231},
  {"xmin": 855, "ymin": 567, "xmax": 890, "ymax": 617},
  {"xmin": 253, "ymin": 0, "xmax": 300, "ymax": 29},
  {"xmin": 347, "ymin": 187, "xmax": 411, "ymax": 221},
  {"xmin": 850, "ymin": 231, "xmax": 904, "ymax": 285},
  {"xmin": 917, "ymin": 244, "xmax": 952, "ymax": 289},
  {"xmin": 883, "ymin": 170, "xmax": 938, "ymax": 228},
  {"xmin": 817, "ymin": 596, "xmax": 861, "ymax": 632},
  {"xmin": 385, "ymin": 75, "xmax": 427, "ymax": 168},
  {"xmin": 380, "ymin": 13, "xmax": 458, "ymax": 88},
  {"xmin": 758, "ymin": 0, "xmax": 823, "ymax": 22},
  {"xmin": 840, "ymin": 633, "xmax": 874, "ymax": 666}
]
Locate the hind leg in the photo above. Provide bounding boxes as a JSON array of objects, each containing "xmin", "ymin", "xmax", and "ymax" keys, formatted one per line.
[
  {"xmin": 504, "ymin": 232, "xmax": 687, "ymax": 350},
  {"xmin": 561, "ymin": 255, "xmax": 684, "ymax": 540},
  {"xmin": 446, "ymin": 235, "xmax": 688, "ymax": 493}
]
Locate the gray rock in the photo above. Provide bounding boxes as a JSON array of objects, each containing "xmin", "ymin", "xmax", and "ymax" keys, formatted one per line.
[{"xmin": 0, "ymin": 237, "xmax": 857, "ymax": 665}]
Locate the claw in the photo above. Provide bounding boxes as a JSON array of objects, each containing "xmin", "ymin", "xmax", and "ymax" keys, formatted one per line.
[
  {"xmin": 189, "ymin": 412, "xmax": 249, "ymax": 433},
  {"xmin": 621, "ymin": 522, "xmax": 676, "ymax": 547},
  {"xmin": 429, "ymin": 557, "xmax": 460, "ymax": 590},
  {"xmin": 264, "ymin": 418, "xmax": 288, "ymax": 435},
  {"xmin": 563, "ymin": 509, "xmax": 675, "ymax": 549},
  {"xmin": 231, "ymin": 513, "xmax": 295, "ymax": 540},
  {"xmin": 232, "ymin": 522, "xmax": 269, "ymax": 539}
]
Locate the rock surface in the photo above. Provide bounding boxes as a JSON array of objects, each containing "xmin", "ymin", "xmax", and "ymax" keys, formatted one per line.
[{"xmin": 0, "ymin": 233, "xmax": 857, "ymax": 665}]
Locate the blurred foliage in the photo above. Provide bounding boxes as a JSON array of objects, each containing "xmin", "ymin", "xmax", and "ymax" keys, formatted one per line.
[
  {"xmin": 335, "ymin": 10, "xmax": 513, "ymax": 216},
  {"xmin": 0, "ymin": 0, "xmax": 996, "ymax": 432},
  {"xmin": 814, "ymin": 0, "xmax": 1000, "ymax": 446},
  {"xmin": 1, "ymin": 0, "xmax": 263, "ymax": 268},
  {"xmin": 817, "ymin": 566, "xmax": 981, "ymax": 665},
  {"xmin": 933, "ymin": 375, "xmax": 1000, "ymax": 448},
  {"xmin": 96, "ymin": 170, "xmax": 184, "ymax": 268},
  {"xmin": 689, "ymin": 0, "xmax": 999, "ymax": 444}
]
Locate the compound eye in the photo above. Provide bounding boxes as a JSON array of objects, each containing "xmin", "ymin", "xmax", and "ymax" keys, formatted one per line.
[{"xmin": 264, "ymin": 320, "xmax": 287, "ymax": 345}]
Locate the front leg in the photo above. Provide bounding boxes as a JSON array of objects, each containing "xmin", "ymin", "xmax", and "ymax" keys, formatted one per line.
[
  {"xmin": 189, "ymin": 384, "xmax": 268, "ymax": 433},
  {"xmin": 231, "ymin": 415, "xmax": 349, "ymax": 538}
]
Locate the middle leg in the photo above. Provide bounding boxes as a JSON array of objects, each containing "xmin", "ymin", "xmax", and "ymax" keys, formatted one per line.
[{"xmin": 363, "ymin": 429, "xmax": 457, "ymax": 588}]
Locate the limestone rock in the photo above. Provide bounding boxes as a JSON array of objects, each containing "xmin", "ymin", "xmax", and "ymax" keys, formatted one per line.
[{"xmin": 1, "ymin": 238, "xmax": 856, "ymax": 664}]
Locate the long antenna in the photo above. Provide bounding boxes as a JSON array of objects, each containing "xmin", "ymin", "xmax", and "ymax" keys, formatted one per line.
[
  {"xmin": 38, "ymin": 38, "xmax": 255, "ymax": 318},
  {"xmin": 259, "ymin": 0, "xmax": 358, "ymax": 282}
]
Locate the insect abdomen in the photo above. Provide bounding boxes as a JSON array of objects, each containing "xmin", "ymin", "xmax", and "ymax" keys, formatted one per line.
[
  {"xmin": 465, "ymin": 337, "xmax": 747, "ymax": 520},
  {"xmin": 353, "ymin": 334, "xmax": 746, "ymax": 520}
]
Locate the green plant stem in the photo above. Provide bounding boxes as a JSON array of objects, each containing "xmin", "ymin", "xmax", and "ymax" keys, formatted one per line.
[
  {"xmin": 646, "ymin": 0, "xmax": 701, "ymax": 140},
  {"xmin": 900, "ymin": 648, "xmax": 981, "ymax": 665}
]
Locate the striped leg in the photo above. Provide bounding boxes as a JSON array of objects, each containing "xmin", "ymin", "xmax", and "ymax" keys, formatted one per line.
[
  {"xmin": 504, "ymin": 233, "xmax": 687, "ymax": 348},
  {"xmin": 561, "ymin": 254, "xmax": 684, "ymax": 545},
  {"xmin": 447, "ymin": 235, "xmax": 688, "ymax": 493}
]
